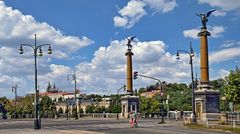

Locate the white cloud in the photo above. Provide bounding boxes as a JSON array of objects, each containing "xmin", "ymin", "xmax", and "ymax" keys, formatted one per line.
[
  {"xmin": 210, "ymin": 47, "xmax": 240, "ymax": 63},
  {"xmin": 221, "ymin": 40, "xmax": 240, "ymax": 48},
  {"xmin": 0, "ymin": 73, "xmax": 26, "ymax": 97},
  {"xmin": 68, "ymin": 39, "xmax": 196, "ymax": 94},
  {"xmin": 218, "ymin": 69, "xmax": 229, "ymax": 78},
  {"xmin": 66, "ymin": 38, "xmax": 235, "ymax": 94},
  {"xmin": 37, "ymin": 64, "xmax": 72, "ymax": 92},
  {"xmin": 210, "ymin": 68, "xmax": 230, "ymax": 80},
  {"xmin": 0, "ymin": 37, "xmax": 199, "ymax": 96},
  {"xmin": 198, "ymin": 0, "xmax": 240, "ymax": 17},
  {"xmin": 119, "ymin": 1, "xmax": 146, "ymax": 17},
  {"xmin": 51, "ymin": 50, "xmax": 68, "ymax": 59},
  {"xmin": 174, "ymin": 72, "xmax": 189, "ymax": 78},
  {"xmin": 198, "ymin": 0, "xmax": 240, "ymax": 11},
  {"xmin": 213, "ymin": 10, "xmax": 227, "ymax": 17},
  {"xmin": 143, "ymin": 0, "xmax": 177, "ymax": 13},
  {"xmin": 0, "ymin": 1, "xmax": 94, "ymax": 97},
  {"xmin": 113, "ymin": 16, "xmax": 128, "ymax": 27},
  {"xmin": 114, "ymin": 0, "xmax": 147, "ymax": 28},
  {"xmin": 210, "ymin": 26, "xmax": 225, "ymax": 38},
  {"xmin": 114, "ymin": 0, "xmax": 177, "ymax": 28},
  {"xmin": 183, "ymin": 29, "xmax": 200, "ymax": 39},
  {"xmin": 183, "ymin": 26, "xmax": 225, "ymax": 39},
  {"xmin": 0, "ymin": 1, "xmax": 93, "ymax": 54}
]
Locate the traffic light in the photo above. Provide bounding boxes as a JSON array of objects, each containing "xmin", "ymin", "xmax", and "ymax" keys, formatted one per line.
[
  {"xmin": 123, "ymin": 85, "xmax": 126, "ymax": 90},
  {"xmin": 133, "ymin": 71, "xmax": 138, "ymax": 79}
]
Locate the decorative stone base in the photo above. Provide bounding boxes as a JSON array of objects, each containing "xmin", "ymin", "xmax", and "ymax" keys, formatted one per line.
[
  {"xmin": 120, "ymin": 95, "xmax": 139, "ymax": 118},
  {"xmin": 195, "ymin": 84, "xmax": 220, "ymax": 121}
]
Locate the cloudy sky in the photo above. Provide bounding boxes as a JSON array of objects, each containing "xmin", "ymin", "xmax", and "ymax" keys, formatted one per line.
[{"xmin": 0, "ymin": 0, "xmax": 239, "ymax": 98}]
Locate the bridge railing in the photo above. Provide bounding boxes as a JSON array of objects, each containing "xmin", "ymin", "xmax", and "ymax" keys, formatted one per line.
[{"xmin": 226, "ymin": 112, "xmax": 240, "ymax": 125}]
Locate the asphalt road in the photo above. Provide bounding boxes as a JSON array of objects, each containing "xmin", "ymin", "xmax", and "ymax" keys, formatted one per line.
[{"xmin": 0, "ymin": 118, "xmax": 235, "ymax": 134}]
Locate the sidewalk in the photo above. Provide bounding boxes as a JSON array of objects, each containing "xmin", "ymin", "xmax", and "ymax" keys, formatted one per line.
[{"xmin": 0, "ymin": 129, "xmax": 104, "ymax": 134}]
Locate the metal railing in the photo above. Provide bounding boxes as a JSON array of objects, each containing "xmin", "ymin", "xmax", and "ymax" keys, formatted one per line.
[{"xmin": 226, "ymin": 112, "xmax": 240, "ymax": 125}]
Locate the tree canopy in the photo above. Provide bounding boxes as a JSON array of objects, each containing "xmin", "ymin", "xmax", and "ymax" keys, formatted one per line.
[{"xmin": 224, "ymin": 66, "xmax": 240, "ymax": 104}]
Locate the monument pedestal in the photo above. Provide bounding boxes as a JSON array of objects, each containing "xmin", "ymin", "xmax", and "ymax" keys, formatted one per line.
[
  {"xmin": 120, "ymin": 95, "xmax": 139, "ymax": 118},
  {"xmin": 195, "ymin": 84, "xmax": 220, "ymax": 121}
]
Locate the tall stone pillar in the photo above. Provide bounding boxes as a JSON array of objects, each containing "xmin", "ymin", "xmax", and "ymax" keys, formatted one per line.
[
  {"xmin": 120, "ymin": 37, "xmax": 139, "ymax": 118},
  {"xmin": 198, "ymin": 28, "xmax": 211, "ymax": 85},
  {"xmin": 195, "ymin": 10, "xmax": 220, "ymax": 121},
  {"xmin": 125, "ymin": 49, "xmax": 134, "ymax": 95}
]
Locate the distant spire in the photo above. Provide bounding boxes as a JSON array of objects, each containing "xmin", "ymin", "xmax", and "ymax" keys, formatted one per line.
[
  {"xmin": 53, "ymin": 83, "xmax": 56, "ymax": 89},
  {"xmin": 47, "ymin": 81, "xmax": 52, "ymax": 92}
]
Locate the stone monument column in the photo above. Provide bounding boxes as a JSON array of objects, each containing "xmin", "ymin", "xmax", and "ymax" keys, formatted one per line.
[
  {"xmin": 125, "ymin": 49, "xmax": 134, "ymax": 95},
  {"xmin": 120, "ymin": 36, "xmax": 139, "ymax": 118},
  {"xmin": 198, "ymin": 28, "xmax": 211, "ymax": 84},
  {"xmin": 195, "ymin": 10, "xmax": 220, "ymax": 121}
]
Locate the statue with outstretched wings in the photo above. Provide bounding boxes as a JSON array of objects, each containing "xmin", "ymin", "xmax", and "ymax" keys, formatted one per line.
[
  {"xmin": 126, "ymin": 36, "xmax": 136, "ymax": 50},
  {"xmin": 196, "ymin": 9, "xmax": 216, "ymax": 28}
]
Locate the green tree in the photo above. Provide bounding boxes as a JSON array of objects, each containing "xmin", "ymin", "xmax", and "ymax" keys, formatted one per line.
[
  {"xmin": 40, "ymin": 96, "xmax": 55, "ymax": 117},
  {"xmin": 164, "ymin": 83, "xmax": 191, "ymax": 111},
  {"xmin": 22, "ymin": 95, "xmax": 34, "ymax": 115},
  {"xmin": 0, "ymin": 97, "xmax": 12, "ymax": 116},
  {"xmin": 0, "ymin": 96, "xmax": 9, "ymax": 104},
  {"xmin": 86, "ymin": 105, "xmax": 95, "ymax": 113},
  {"xmin": 140, "ymin": 96, "xmax": 160, "ymax": 114},
  {"xmin": 138, "ymin": 87, "xmax": 146, "ymax": 95},
  {"xmin": 107, "ymin": 96, "xmax": 120, "ymax": 113},
  {"xmin": 140, "ymin": 96, "xmax": 151, "ymax": 114},
  {"xmin": 93, "ymin": 105, "xmax": 106, "ymax": 113},
  {"xmin": 224, "ymin": 66, "xmax": 240, "ymax": 110},
  {"xmin": 79, "ymin": 108, "xmax": 84, "ymax": 113},
  {"xmin": 149, "ymin": 97, "xmax": 160, "ymax": 113},
  {"xmin": 87, "ymin": 94, "xmax": 102, "ymax": 102},
  {"xmin": 139, "ymin": 82, "xmax": 192, "ymax": 115}
]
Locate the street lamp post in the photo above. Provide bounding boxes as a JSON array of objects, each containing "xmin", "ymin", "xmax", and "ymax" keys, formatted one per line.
[
  {"xmin": 116, "ymin": 85, "xmax": 126, "ymax": 119},
  {"xmin": 133, "ymin": 72, "xmax": 165, "ymax": 123},
  {"xmin": 12, "ymin": 85, "xmax": 17, "ymax": 119},
  {"xmin": 176, "ymin": 42, "xmax": 196, "ymax": 123},
  {"xmin": 66, "ymin": 100, "xmax": 70, "ymax": 120},
  {"xmin": 67, "ymin": 70, "xmax": 78, "ymax": 119},
  {"xmin": 160, "ymin": 84, "xmax": 164, "ymax": 124},
  {"xmin": 19, "ymin": 34, "xmax": 52, "ymax": 129}
]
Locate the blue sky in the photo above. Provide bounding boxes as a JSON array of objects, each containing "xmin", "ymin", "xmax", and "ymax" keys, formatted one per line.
[{"xmin": 0, "ymin": 0, "xmax": 240, "ymax": 98}]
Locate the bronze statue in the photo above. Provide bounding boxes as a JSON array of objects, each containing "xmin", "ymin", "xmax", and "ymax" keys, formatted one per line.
[
  {"xmin": 196, "ymin": 9, "xmax": 216, "ymax": 28},
  {"xmin": 126, "ymin": 36, "xmax": 136, "ymax": 50}
]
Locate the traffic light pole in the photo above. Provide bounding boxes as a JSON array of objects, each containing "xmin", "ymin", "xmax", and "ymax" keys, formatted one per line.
[
  {"xmin": 137, "ymin": 74, "xmax": 162, "ymax": 86},
  {"xmin": 133, "ymin": 72, "xmax": 164, "ymax": 123}
]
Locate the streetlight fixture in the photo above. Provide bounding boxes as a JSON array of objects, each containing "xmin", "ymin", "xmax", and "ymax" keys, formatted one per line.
[
  {"xmin": 19, "ymin": 34, "xmax": 52, "ymax": 129},
  {"xmin": 176, "ymin": 42, "xmax": 196, "ymax": 123},
  {"xmin": 67, "ymin": 70, "xmax": 78, "ymax": 119},
  {"xmin": 116, "ymin": 85, "xmax": 126, "ymax": 119}
]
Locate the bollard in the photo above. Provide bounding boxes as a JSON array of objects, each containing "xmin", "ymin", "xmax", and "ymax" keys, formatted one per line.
[{"xmin": 233, "ymin": 120, "xmax": 236, "ymax": 128}]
